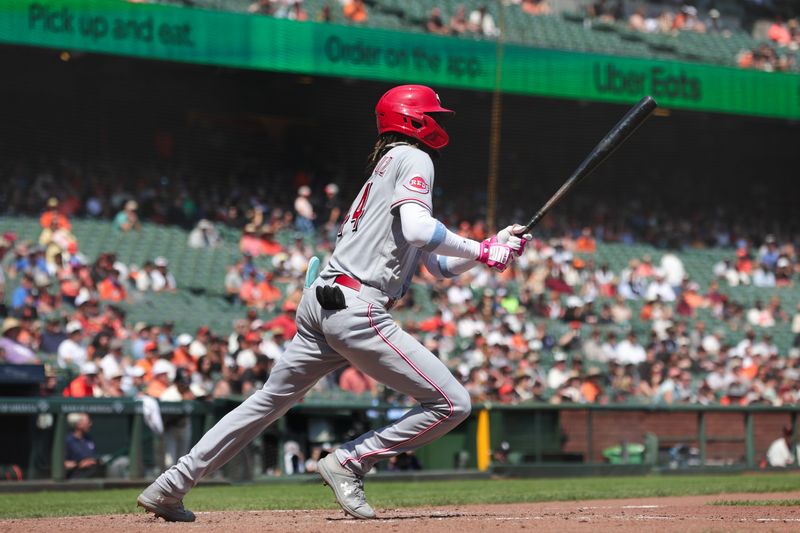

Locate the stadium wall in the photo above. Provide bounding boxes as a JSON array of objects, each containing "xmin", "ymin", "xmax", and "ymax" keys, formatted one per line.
[
  {"xmin": 1, "ymin": 397, "xmax": 796, "ymax": 479},
  {"xmin": 560, "ymin": 409, "xmax": 795, "ymax": 465}
]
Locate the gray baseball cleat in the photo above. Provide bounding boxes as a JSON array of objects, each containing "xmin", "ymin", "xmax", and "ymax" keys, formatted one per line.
[
  {"xmin": 318, "ymin": 453, "xmax": 376, "ymax": 519},
  {"xmin": 136, "ymin": 482, "xmax": 196, "ymax": 522}
]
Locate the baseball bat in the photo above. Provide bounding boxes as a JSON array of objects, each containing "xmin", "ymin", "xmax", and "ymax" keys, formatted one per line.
[{"xmin": 522, "ymin": 95, "xmax": 658, "ymax": 234}]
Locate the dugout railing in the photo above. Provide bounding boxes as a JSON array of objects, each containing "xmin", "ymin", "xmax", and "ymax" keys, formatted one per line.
[{"xmin": 0, "ymin": 397, "xmax": 797, "ymax": 481}]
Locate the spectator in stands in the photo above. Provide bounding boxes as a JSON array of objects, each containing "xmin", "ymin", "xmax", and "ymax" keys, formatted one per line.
[
  {"xmin": 654, "ymin": 366, "xmax": 682, "ymax": 404},
  {"xmin": 591, "ymin": 263, "xmax": 613, "ymax": 298},
  {"xmin": 426, "ymin": 7, "xmax": 450, "ymax": 35},
  {"xmin": 768, "ymin": 17, "xmax": 791, "ymax": 46},
  {"xmin": 114, "ymin": 200, "xmax": 141, "ymax": 233},
  {"xmin": 720, "ymin": 378, "xmax": 750, "ymax": 406},
  {"xmin": 256, "ymin": 271, "xmax": 282, "ymax": 311},
  {"xmin": 101, "ymin": 368, "xmax": 125, "ymax": 398},
  {"xmin": 587, "ymin": 0, "xmax": 620, "ymax": 23},
  {"xmin": 241, "ymin": 354, "xmax": 271, "ymax": 396},
  {"xmin": 0, "ymin": 317, "xmax": 38, "ymax": 364},
  {"xmin": 660, "ymin": 251, "xmax": 685, "ymax": 289},
  {"xmin": 753, "ymin": 262, "xmax": 777, "ymax": 287},
  {"xmin": 40, "ymin": 317, "xmax": 66, "ymax": 354},
  {"xmin": 792, "ymin": 303, "xmax": 800, "ymax": 345},
  {"xmin": 150, "ymin": 257, "xmax": 176, "ymax": 292},
  {"xmin": 339, "ymin": 365, "xmax": 378, "ymax": 396},
  {"xmin": 468, "ymin": 5, "xmax": 500, "ymax": 37},
  {"xmin": 99, "ymin": 338, "xmax": 130, "ymax": 381},
  {"xmin": 287, "ymin": 0, "xmax": 309, "ymax": 21},
  {"xmin": 747, "ymin": 300, "xmax": 775, "ymax": 328},
  {"xmin": 684, "ymin": 281, "xmax": 707, "ymax": 309},
  {"xmin": 645, "ymin": 270, "xmax": 676, "ymax": 302},
  {"xmin": 320, "ymin": 183, "xmax": 342, "ymax": 244},
  {"xmin": 608, "ymin": 294, "xmax": 631, "ymax": 325},
  {"xmin": 263, "ymin": 300, "xmax": 298, "ymax": 339},
  {"xmin": 57, "ymin": 321, "xmax": 87, "ymax": 369},
  {"xmin": 97, "ymin": 268, "xmax": 128, "ymax": 302},
  {"xmin": 775, "ymin": 257, "xmax": 793, "ymax": 286},
  {"xmin": 64, "ymin": 413, "xmax": 98, "ymax": 478},
  {"xmin": 239, "ymin": 270, "xmax": 260, "ymax": 308},
  {"xmin": 342, "ymin": 0, "xmax": 367, "ymax": 23},
  {"xmin": 146, "ymin": 359, "xmax": 175, "ymax": 398},
  {"xmin": 316, "ymin": 5, "xmax": 332, "ymax": 22},
  {"xmin": 87, "ymin": 330, "xmax": 112, "ymax": 362},
  {"xmin": 172, "ymin": 333, "xmax": 196, "ymax": 372},
  {"xmin": 547, "ymin": 352, "xmax": 569, "ymax": 389},
  {"xmin": 789, "ymin": 19, "xmax": 800, "ymax": 49},
  {"xmin": 63, "ymin": 362, "xmax": 99, "ymax": 398},
  {"xmin": 11, "ymin": 274, "xmax": 35, "ymax": 310},
  {"xmin": 189, "ymin": 326, "xmax": 211, "ymax": 360},
  {"xmin": 293, "ymin": 185, "xmax": 315, "ymax": 235},
  {"xmin": 628, "ymin": 6, "xmax": 649, "ymax": 32},
  {"xmin": 758, "ymin": 235, "xmax": 780, "ymax": 269},
  {"xmin": 575, "ymin": 227, "xmax": 596, "ymax": 253},
  {"xmin": 522, "ymin": 0, "xmax": 551, "ymax": 16},
  {"xmin": 235, "ymin": 331, "xmax": 262, "ymax": 370},
  {"xmin": 224, "ymin": 263, "xmax": 244, "ymax": 303},
  {"xmin": 247, "ymin": 0, "xmax": 273, "ymax": 15},
  {"xmin": 132, "ymin": 261, "xmax": 152, "ymax": 292},
  {"xmin": 136, "ymin": 341, "xmax": 161, "ymax": 380},
  {"xmin": 117, "ymin": 359, "xmax": 144, "ymax": 393},
  {"xmin": 187, "ymin": 219, "xmax": 222, "ymax": 249},
  {"xmin": 262, "ymin": 226, "xmax": 284, "ymax": 256},
  {"xmin": 450, "ymin": 5, "xmax": 468, "ymax": 35},
  {"xmin": 581, "ymin": 367, "xmax": 604, "ymax": 403},
  {"xmin": 40, "ymin": 197, "xmax": 71, "ymax": 231},
  {"xmin": 39, "ymin": 216, "xmax": 77, "ymax": 266},
  {"xmin": 674, "ymin": 5, "xmax": 706, "ymax": 33},
  {"xmin": 615, "ymin": 331, "xmax": 647, "ymax": 365},
  {"xmin": 766, "ymin": 426, "xmax": 797, "ymax": 467},
  {"xmin": 240, "ymin": 225, "xmax": 261, "ymax": 256}
]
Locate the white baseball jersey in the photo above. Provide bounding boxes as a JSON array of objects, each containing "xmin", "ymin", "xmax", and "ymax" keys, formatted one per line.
[{"xmin": 322, "ymin": 144, "xmax": 434, "ymax": 299}]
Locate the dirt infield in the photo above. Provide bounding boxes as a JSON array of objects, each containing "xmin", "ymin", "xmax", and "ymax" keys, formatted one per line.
[{"xmin": 1, "ymin": 492, "xmax": 799, "ymax": 532}]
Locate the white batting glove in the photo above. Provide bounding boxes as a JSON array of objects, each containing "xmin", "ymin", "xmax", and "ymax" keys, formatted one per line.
[{"xmin": 496, "ymin": 224, "xmax": 532, "ymax": 257}]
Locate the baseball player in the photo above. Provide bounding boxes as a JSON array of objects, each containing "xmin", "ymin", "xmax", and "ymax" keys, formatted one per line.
[{"xmin": 137, "ymin": 85, "xmax": 530, "ymax": 521}]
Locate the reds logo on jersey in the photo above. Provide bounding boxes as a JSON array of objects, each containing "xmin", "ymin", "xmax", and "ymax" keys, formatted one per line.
[{"xmin": 404, "ymin": 176, "xmax": 429, "ymax": 194}]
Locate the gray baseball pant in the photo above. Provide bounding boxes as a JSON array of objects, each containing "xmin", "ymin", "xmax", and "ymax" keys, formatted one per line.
[{"xmin": 154, "ymin": 277, "xmax": 471, "ymax": 497}]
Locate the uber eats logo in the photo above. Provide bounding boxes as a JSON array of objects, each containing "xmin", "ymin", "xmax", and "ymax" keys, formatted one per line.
[{"xmin": 593, "ymin": 63, "xmax": 701, "ymax": 101}]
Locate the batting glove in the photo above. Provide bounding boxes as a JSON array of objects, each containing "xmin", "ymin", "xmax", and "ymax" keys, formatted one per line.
[
  {"xmin": 477, "ymin": 236, "xmax": 514, "ymax": 272},
  {"xmin": 497, "ymin": 224, "xmax": 533, "ymax": 257}
]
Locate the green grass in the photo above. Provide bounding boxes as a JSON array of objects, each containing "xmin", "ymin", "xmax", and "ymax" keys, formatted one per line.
[
  {"xmin": 1, "ymin": 473, "xmax": 799, "ymax": 519},
  {"xmin": 710, "ymin": 499, "xmax": 800, "ymax": 506}
]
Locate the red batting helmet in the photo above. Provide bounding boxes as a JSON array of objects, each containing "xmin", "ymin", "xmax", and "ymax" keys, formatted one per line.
[{"xmin": 375, "ymin": 85, "xmax": 454, "ymax": 150}]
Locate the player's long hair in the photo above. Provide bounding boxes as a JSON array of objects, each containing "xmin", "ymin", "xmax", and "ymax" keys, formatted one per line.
[{"xmin": 364, "ymin": 133, "xmax": 437, "ymax": 177}]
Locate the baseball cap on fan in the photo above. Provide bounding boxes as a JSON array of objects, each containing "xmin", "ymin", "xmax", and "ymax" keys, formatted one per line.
[
  {"xmin": 80, "ymin": 362, "xmax": 98, "ymax": 375},
  {"xmin": 152, "ymin": 359, "xmax": 174, "ymax": 378}
]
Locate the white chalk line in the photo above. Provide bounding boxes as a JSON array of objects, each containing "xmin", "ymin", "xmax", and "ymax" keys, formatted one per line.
[
  {"xmin": 621, "ymin": 505, "xmax": 662, "ymax": 509},
  {"xmin": 196, "ymin": 507, "xmax": 800, "ymax": 525}
]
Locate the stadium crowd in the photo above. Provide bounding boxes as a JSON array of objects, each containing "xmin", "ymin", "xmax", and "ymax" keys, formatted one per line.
[
  {"xmin": 152, "ymin": 0, "xmax": 800, "ymax": 72},
  {"xmin": 2, "ymin": 182, "xmax": 800, "ymax": 410}
]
